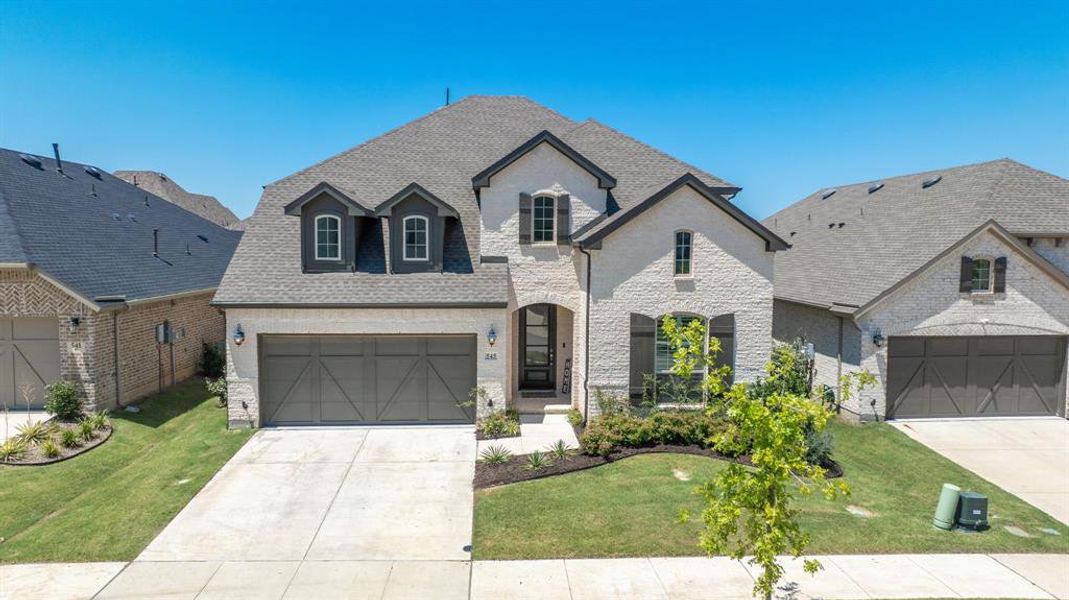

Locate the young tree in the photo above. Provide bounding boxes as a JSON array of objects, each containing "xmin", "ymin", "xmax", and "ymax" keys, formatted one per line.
[{"xmin": 653, "ymin": 316, "xmax": 732, "ymax": 407}]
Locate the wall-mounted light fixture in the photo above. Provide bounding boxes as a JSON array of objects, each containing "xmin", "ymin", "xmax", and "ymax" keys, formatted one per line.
[
  {"xmin": 68, "ymin": 316, "xmax": 81, "ymax": 334},
  {"xmin": 487, "ymin": 325, "xmax": 497, "ymax": 347},
  {"xmin": 872, "ymin": 329, "xmax": 885, "ymax": 348},
  {"xmin": 233, "ymin": 325, "xmax": 245, "ymax": 347}
]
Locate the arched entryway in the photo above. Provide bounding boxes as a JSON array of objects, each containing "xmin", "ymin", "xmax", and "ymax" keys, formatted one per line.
[{"xmin": 512, "ymin": 303, "xmax": 576, "ymax": 414}]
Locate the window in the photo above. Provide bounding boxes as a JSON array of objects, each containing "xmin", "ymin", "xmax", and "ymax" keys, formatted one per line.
[
  {"xmin": 532, "ymin": 196, "xmax": 555, "ymax": 243},
  {"xmin": 403, "ymin": 215, "xmax": 429, "ymax": 261},
  {"xmin": 674, "ymin": 231, "xmax": 692, "ymax": 276},
  {"xmin": 971, "ymin": 258, "xmax": 992, "ymax": 292},
  {"xmin": 655, "ymin": 315, "xmax": 704, "ymax": 373},
  {"xmin": 315, "ymin": 215, "xmax": 340, "ymax": 260}
]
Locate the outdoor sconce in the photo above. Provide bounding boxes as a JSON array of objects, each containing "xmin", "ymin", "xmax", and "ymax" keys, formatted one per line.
[
  {"xmin": 233, "ymin": 325, "xmax": 245, "ymax": 347},
  {"xmin": 487, "ymin": 325, "xmax": 497, "ymax": 347},
  {"xmin": 872, "ymin": 329, "xmax": 885, "ymax": 348},
  {"xmin": 68, "ymin": 316, "xmax": 81, "ymax": 334}
]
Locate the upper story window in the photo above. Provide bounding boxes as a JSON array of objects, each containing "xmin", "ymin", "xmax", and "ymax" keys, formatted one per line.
[
  {"xmin": 674, "ymin": 231, "xmax": 692, "ymax": 276},
  {"xmin": 971, "ymin": 257, "xmax": 992, "ymax": 293},
  {"xmin": 315, "ymin": 215, "xmax": 341, "ymax": 260},
  {"xmin": 403, "ymin": 215, "xmax": 429, "ymax": 261},
  {"xmin": 532, "ymin": 195, "xmax": 556, "ymax": 243}
]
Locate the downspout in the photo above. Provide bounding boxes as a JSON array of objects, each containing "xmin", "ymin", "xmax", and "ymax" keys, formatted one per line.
[
  {"xmin": 835, "ymin": 315, "xmax": 844, "ymax": 402},
  {"xmin": 578, "ymin": 245, "xmax": 593, "ymax": 424},
  {"xmin": 113, "ymin": 311, "xmax": 122, "ymax": 408}
]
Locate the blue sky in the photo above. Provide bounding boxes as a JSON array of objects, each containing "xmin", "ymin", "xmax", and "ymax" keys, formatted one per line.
[{"xmin": 2, "ymin": 1, "xmax": 1066, "ymax": 220}]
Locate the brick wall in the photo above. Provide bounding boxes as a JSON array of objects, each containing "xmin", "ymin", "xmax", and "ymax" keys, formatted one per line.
[{"xmin": 93, "ymin": 291, "xmax": 225, "ymax": 408}]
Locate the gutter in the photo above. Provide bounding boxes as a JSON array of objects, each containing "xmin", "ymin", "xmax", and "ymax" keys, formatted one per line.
[
  {"xmin": 210, "ymin": 301, "xmax": 510, "ymax": 309},
  {"xmin": 578, "ymin": 245, "xmax": 594, "ymax": 424}
]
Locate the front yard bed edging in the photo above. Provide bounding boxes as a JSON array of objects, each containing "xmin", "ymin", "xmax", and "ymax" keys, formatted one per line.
[{"xmin": 474, "ymin": 444, "xmax": 844, "ymax": 489}]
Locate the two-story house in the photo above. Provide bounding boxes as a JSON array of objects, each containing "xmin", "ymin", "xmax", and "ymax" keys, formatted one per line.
[{"xmin": 214, "ymin": 96, "xmax": 787, "ymax": 428}]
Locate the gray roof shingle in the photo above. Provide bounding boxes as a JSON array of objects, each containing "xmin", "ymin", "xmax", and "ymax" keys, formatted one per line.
[
  {"xmin": 0, "ymin": 147, "xmax": 242, "ymax": 306},
  {"xmin": 216, "ymin": 96, "xmax": 748, "ymax": 306},
  {"xmin": 764, "ymin": 158, "xmax": 1069, "ymax": 309}
]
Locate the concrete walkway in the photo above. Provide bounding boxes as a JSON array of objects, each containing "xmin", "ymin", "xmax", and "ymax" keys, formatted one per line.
[
  {"xmin": 476, "ymin": 413, "xmax": 580, "ymax": 456},
  {"xmin": 0, "ymin": 410, "xmax": 49, "ymax": 444},
  {"xmin": 2, "ymin": 554, "xmax": 1066, "ymax": 599},
  {"xmin": 892, "ymin": 418, "xmax": 1069, "ymax": 524}
]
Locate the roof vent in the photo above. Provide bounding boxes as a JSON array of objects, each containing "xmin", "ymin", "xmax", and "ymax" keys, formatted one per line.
[
  {"xmin": 19, "ymin": 153, "xmax": 43, "ymax": 169},
  {"xmin": 196, "ymin": 234, "xmax": 209, "ymax": 243},
  {"xmin": 828, "ymin": 223, "xmax": 835, "ymax": 229},
  {"xmin": 922, "ymin": 176, "xmax": 942, "ymax": 189},
  {"xmin": 111, "ymin": 212, "xmax": 122, "ymax": 221},
  {"xmin": 867, "ymin": 183, "xmax": 884, "ymax": 194},
  {"xmin": 90, "ymin": 183, "xmax": 97, "ymax": 197},
  {"xmin": 821, "ymin": 189, "xmax": 837, "ymax": 200},
  {"xmin": 127, "ymin": 213, "xmax": 137, "ymax": 222},
  {"xmin": 84, "ymin": 166, "xmax": 102, "ymax": 179},
  {"xmin": 789, "ymin": 231, "xmax": 796, "ymax": 237},
  {"xmin": 838, "ymin": 222, "xmax": 845, "ymax": 228},
  {"xmin": 144, "ymin": 195, "xmax": 150, "ymax": 207}
]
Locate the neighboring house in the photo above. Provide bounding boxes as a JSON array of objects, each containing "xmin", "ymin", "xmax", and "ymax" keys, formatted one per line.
[
  {"xmin": 114, "ymin": 170, "xmax": 245, "ymax": 230},
  {"xmin": 765, "ymin": 159, "xmax": 1069, "ymax": 421},
  {"xmin": 215, "ymin": 96, "xmax": 787, "ymax": 428},
  {"xmin": 0, "ymin": 147, "xmax": 242, "ymax": 411}
]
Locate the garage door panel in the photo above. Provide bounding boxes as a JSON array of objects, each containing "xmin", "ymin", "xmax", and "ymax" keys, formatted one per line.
[
  {"xmin": 320, "ymin": 337, "xmax": 366, "ymax": 356},
  {"xmin": 262, "ymin": 336, "xmax": 316, "ymax": 356},
  {"xmin": 375, "ymin": 338, "xmax": 421, "ymax": 355},
  {"xmin": 377, "ymin": 362, "xmax": 425, "ymax": 421},
  {"xmin": 320, "ymin": 358, "xmax": 370, "ymax": 422},
  {"xmin": 888, "ymin": 337, "xmax": 925, "ymax": 358},
  {"xmin": 1, "ymin": 317, "xmax": 60, "ymax": 410},
  {"xmin": 427, "ymin": 336, "xmax": 475, "ymax": 355},
  {"xmin": 888, "ymin": 335, "xmax": 1066, "ymax": 419}
]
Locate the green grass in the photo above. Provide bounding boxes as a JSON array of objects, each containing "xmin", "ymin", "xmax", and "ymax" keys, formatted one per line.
[
  {"xmin": 0, "ymin": 379, "xmax": 253, "ymax": 563},
  {"xmin": 473, "ymin": 421, "xmax": 1069, "ymax": 559}
]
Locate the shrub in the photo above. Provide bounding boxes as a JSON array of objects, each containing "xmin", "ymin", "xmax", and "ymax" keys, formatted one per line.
[
  {"xmin": 206, "ymin": 378, "xmax": 228, "ymax": 407},
  {"xmin": 525, "ymin": 450, "xmax": 553, "ymax": 470},
  {"xmin": 60, "ymin": 428, "xmax": 79, "ymax": 448},
  {"xmin": 41, "ymin": 438, "xmax": 61, "ymax": 458},
  {"xmin": 549, "ymin": 439, "xmax": 575, "ymax": 460},
  {"xmin": 43, "ymin": 381, "xmax": 82, "ymax": 420},
  {"xmin": 78, "ymin": 419, "xmax": 96, "ymax": 442},
  {"xmin": 0, "ymin": 438, "xmax": 27, "ymax": 461},
  {"xmin": 199, "ymin": 343, "xmax": 225, "ymax": 378},
  {"xmin": 478, "ymin": 445, "xmax": 512, "ymax": 465},
  {"xmin": 579, "ymin": 410, "xmax": 731, "ymax": 457},
  {"xmin": 89, "ymin": 410, "xmax": 111, "ymax": 431},
  {"xmin": 804, "ymin": 427, "xmax": 835, "ymax": 466},
  {"xmin": 566, "ymin": 408, "xmax": 583, "ymax": 427},
  {"xmin": 15, "ymin": 420, "xmax": 50, "ymax": 445},
  {"xmin": 593, "ymin": 388, "xmax": 630, "ymax": 416},
  {"xmin": 477, "ymin": 409, "xmax": 520, "ymax": 439}
]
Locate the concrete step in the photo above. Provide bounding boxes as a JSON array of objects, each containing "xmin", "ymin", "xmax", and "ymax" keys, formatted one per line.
[{"xmin": 542, "ymin": 403, "xmax": 573, "ymax": 415}]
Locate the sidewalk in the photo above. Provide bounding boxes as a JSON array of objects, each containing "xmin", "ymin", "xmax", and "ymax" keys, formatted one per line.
[{"xmin": 2, "ymin": 553, "xmax": 1066, "ymax": 600}]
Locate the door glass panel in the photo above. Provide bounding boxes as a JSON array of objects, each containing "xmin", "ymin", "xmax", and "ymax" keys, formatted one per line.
[
  {"xmin": 525, "ymin": 306, "xmax": 548, "ymax": 325},
  {"xmin": 525, "ymin": 329, "xmax": 548, "ymax": 346},
  {"xmin": 525, "ymin": 349, "xmax": 549, "ymax": 366}
]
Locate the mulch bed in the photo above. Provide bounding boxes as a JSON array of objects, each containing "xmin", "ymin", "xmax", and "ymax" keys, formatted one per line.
[
  {"xmin": 474, "ymin": 444, "xmax": 842, "ymax": 489},
  {"xmin": 1, "ymin": 421, "xmax": 113, "ymax": 466}
]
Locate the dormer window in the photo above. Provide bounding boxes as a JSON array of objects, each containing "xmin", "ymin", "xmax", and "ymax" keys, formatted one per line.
[
  {"xmin": 315, "ymin": 215, "xmax": 341, "ymax": 260},
  {"xmin": 403, "ymin": 215, "xmax": 429, "ymax": 261},
  {"xmin": 532, "ymin": 196, "xmax": 556, "ymax": 243}
]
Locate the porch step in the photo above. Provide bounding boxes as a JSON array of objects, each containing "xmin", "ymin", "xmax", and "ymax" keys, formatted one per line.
[
  {"xmin": 519, "ymin": 390, "xmax": 557, "ymax": 399},
  {"xmin": 542, "ymin": 403, "xmax": 573, "ymax": 415}
]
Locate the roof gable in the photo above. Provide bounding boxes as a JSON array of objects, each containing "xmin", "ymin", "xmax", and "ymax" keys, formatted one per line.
[
  {"xmin": 283, "ymin": 182, "xmax": 373, "ymax": 216},
  {"xmin": 575, "ymin": 173, "xmax": 786, "ymax": 251},
  {"xmin": 374, "ymin": 182, "xmax": 459, "ymax": 218},
  {"xmin": 471, "ymin": 130, "xmax": 617, "ymax": 190}
]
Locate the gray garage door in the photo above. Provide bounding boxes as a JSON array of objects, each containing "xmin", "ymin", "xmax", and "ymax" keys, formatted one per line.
[
  {"xmin": 0, "ymin": 317, "xmax": 61, "ymax": 410},
  {"xmin": 260, "ymin": 334, "xmax": 477, "ymax": 426},
  {"xmin": 887, "ymin": 336, "xmax": 1067, "ymax": 419}
]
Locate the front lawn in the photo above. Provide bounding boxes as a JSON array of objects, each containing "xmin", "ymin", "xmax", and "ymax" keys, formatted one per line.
[
  {"xmin": 473, "ymin": 421, "xmax": 1069, "ymax": 559},
  {"xmin": 0, "ymin": 379, "xmax": 253, "ymax": 563}
]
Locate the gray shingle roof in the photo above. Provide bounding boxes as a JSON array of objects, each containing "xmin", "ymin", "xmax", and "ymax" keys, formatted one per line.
[
  {"xmin": 0, "ymin": 147, "xmax": 242, "ymax": 306},
  {"xmin": 764, "ymin": 158, "xmax": 1069, "ymax": 309},
  {"xmin": 216, "ymin": 96, "xmax": 747, "ymax": 306},
  {"xmin": 113, "ymin": 170, "xmax": 245, "ymax": 230}
]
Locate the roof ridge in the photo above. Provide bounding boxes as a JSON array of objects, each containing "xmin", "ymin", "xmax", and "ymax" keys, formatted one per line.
[
  {"xmin": 572, "ymin": 118, "xmax": 735, "ymax": 188},
  {"xmin": 807, "ymin": 157, "xmax": 1014, "ymax": 196}
]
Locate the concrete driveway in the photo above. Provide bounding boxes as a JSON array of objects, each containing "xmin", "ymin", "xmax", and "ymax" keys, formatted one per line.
[{"xmin": 892, "ymin": 417, "xmax": 1069, "ymax": 524}]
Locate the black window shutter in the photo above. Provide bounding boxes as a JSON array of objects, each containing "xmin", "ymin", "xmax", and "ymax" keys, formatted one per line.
[
  {"xmin": 629, "ymin": 314, "xmax": 656, "ymax": 400},
  {"xmin": 959, "ymin": 256, "xmax": 973, "ymax": 293},
  {"xmin": 518, "ymin": 193, "xmax": 532, "ymax": 245},
  {"xmin": 993, "ymin": 256, "xmax": 1007, "ymax": 293},
  {"xmin": 556, "ymin": 194, "xmax": 570, "ymax": 245}
]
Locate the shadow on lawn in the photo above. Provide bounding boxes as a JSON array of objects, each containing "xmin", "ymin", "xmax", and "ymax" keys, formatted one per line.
[{"xmin": 110, "ymin": 377, "xmax": 215, "ymax": 429}]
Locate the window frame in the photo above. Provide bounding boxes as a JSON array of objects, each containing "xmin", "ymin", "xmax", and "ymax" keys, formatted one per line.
[
  {"xmin": 674, "ymin": 230, "xmax": 693, "ymax": 277},
  {"xmin": 531, "ymin": 195, "xmax": 556, "ymax": 244},
  {"xmin": 970, "ymin": 256, "xmax": 993, "ymax": 294},
  {"xmin": 402, "ymin": 215, "xmax": 430, "ymax": 262},
  {"xmin": 313, "ymin": 214, "xmax": 342, "ymax": 261},
  {"xmin": 654, "ymin": 314, "xmax": 708, "ymax": 374}
]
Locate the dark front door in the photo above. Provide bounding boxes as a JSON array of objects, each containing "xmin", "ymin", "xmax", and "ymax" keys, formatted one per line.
[{"xmin": 520, "ymin": 304, "xmax": 556, "ymax": 389}]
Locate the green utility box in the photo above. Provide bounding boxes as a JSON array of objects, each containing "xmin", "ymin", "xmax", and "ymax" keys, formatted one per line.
[
  {"xmin": 933, "ymin": 483, "xmax": 961, "ymax": 530},
  {"xmin": 956, "ymin": 492, "xmax": 989, "ymax": 530}
]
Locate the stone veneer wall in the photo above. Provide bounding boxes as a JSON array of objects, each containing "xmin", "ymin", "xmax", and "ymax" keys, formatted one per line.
[{"xmin": 93, "ymin": 291, "xmax": 224, "ymax": 408}]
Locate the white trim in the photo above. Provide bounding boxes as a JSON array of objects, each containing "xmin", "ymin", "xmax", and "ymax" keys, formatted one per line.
[
  {"xmin": 531, "ymin": 194, "xmax": 557, "ymax": 245},
  {"xmin": 314, "ymin": 214, "xmax": 342, "ymax": 261},
  {"xmin": 402, "ymin": 215, "xmax": 430, "ymax": 262},
  {"xmin": 673, "ymin": 229, "xmax": 693, "ymax": 278}
]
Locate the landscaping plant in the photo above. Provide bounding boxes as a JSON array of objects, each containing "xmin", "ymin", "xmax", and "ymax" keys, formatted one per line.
[
  {"xmin": 478, "ymin": 445, "xmax": 512, "ymax": 465},
  {"xmin": 43, "ymin": 381, "xmax": 82, "ymax": 421},
  {"xmin": 78, "ymin": 420, "xmax": 96, "ymax": 442},
  {"xmin": 549, "ymin": 439, "xmax": 575, "ymax": 460},
  {"xmin": 199, "ymin": 343, "xmax": 226, "ymax": 378},
  {"xmin": 15, "ymin": 421, "xmax": 50, "ymax": 445},
  {"xmin": 566, "ymin": 408, "xmax": 583, "ymax": 427},
  {"xmin": 205, "ymin": 377, "xmax": 228, "ymax": 408},
  {"xmin": 89, "ymin": 411, "xmax": 111, "ymax": 431},
  {"xmin": 525, "ymin": 450, "xmax": 553, "ymax": 470},
  {"xmin": 0, "ymin": 437, "xmax": 27, "ymax": 462},
  {"xmin": 60, "ymin": 428, "xmax": 79, "ymax": 448},
  {"xmin": 477, "ymin": 409, "xmax": 520, "ymax": 439},
  {"xmin": 41, "ymin": 438, "xmax": 61, "ymax": 459}
]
